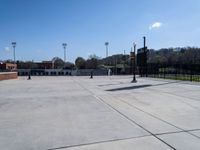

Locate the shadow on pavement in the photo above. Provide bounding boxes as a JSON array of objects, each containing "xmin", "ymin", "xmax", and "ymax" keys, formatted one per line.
[
  {"xmin": 98, "ymin": 82, "xmax": 125, "ymax": 87},
  {"xmin": 106, "ymin": 84, "xmax": 152, "ymax": 91},
  {"xmin": 106, "ymin": 81, "xmax": 180, "ymax": 92}
]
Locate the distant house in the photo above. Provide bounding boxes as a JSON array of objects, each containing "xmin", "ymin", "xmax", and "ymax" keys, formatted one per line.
[
  {"xmin": 0, "ymin": 63, "xmax": 17, "ymax": 71},
  {"xmin": 41, "ymin": 61, "xmax": 53, "ymax": 69},
  {"xmin": 17, "ymin": 61, "xmax": 53, "ymax": 69}
]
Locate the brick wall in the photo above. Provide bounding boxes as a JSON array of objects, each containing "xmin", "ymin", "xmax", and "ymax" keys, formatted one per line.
[{"xmin": 0, "ymin": 72, "xmax": 18, "ymax": 81}]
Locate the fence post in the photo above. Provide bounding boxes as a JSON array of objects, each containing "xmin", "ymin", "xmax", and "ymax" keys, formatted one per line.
[{"xmin": 190, "ymin": 64, "xmax": 193, "ymax": 82}]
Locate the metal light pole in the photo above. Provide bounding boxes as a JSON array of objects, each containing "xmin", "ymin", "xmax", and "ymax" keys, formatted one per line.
[
  {"xmin": 105, "ymin": 42, "xmax": 109, "ymax": 72},
  {"xmin": 123, "ymin": 50, "xmax": 126, "ymax": 74},
  {"xmin": 62, "ymin": 43, "xmax": 67, "ymax": 63},
  {"xmin": 105, "ymin": 42, "xmax": 109, "ymax": 58},
  {"xmin": 143, "ymin": 36, "xmax": 148, "ymax": 77},
  {"xmin": 132, "ymin": 43, "xmax": 137, "ymax": 83},
  {"xmin": 11, "ymin": 42, "xmax": 16, "ymax": 63}
]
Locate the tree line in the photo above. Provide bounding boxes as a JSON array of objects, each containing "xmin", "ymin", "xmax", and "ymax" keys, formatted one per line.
[
  {"xmin": 1, "ymin": 47, "xmax": 200, "ymax": 70},
  {"xmin": 148, "ymin": 47, "xmax": 200, "ymax": 65}
]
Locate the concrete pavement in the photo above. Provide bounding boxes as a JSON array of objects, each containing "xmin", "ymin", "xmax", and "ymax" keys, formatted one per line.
[{"xmin": 0, "ymin": 76, "xmax": 200, "ymax": 150}]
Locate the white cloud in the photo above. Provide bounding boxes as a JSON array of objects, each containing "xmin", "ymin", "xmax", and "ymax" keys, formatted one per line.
[{"xmin": 149, "ymin": 22, "xmax": 163, "ymax": 30}]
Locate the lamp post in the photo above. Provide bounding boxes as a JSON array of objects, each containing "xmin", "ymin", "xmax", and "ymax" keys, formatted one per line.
[
  {"xmin": 11, "ymin": 42, "xmax": 16, "ymax": 63},
  {"xmin": 62, "ymin": 43, "xmax": 67, "ymax": 70},
  {"xmin": 105, "ymin": 42, "xmax": 109, "ymax": 72},
  {"xmin": 132, "ymin": 43, "xmax": 137, "ymax": 83},
  {"xmin": 62, "ymin": 43, "xmax": 67, "ymax": 63},
  {"xmin": 143, "ymin": 36, "xmax": 148, "ymax": 77},
  {"xmin": 123, "ymin": 50, "xmax": 126, "ymax": 74},
  {"xmin": 105, "ymin": 42, "xmax": 109, "ymax": 58}
]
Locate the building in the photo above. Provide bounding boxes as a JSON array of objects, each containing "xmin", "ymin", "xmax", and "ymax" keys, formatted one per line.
[
  {"xmin": 17, "ymin": 61, "xmax": 53, "ymax": 69},
  {"xmin": 0, "ymin": 63, "xmax": 17, "ymax": 71}
]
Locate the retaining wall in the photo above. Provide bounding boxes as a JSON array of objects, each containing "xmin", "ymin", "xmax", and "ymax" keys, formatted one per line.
[{"xmin": 0, "ymin": 72, "xmax": 18, "ymax": 81}]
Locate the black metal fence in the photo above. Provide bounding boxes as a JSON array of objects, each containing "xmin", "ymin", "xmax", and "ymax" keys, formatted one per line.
[{"xmin": 145, "ymin": 63, "xmax": 200, "ymax": 82}]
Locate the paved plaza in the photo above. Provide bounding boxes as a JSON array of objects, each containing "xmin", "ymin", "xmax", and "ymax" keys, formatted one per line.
[{"xmin": 0, "ymin": 76, "xmax": 200, "ymax": 150}]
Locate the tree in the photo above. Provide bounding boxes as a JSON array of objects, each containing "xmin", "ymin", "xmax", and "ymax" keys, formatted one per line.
[
  {"xmin": 86, "ymin": 58, "xmax": 98, "ymax": 69},
  {"xmin": 75, "ymin": 57, "xmax": 86, "ymax": 69},
  {"xmin": 88, "ymin": 54, "xmax": 101, "ymax": 60},
  {"xmin": 52, "ymin": 57, "xmax": 64, "ymax": 69},
  {"xmin": 147, "ymin": 47, "xmax": 200, "ymax": 67},
  {"xmin": 85, "ymin": 54, "xmax": 100, "ymax": 69},
  {"xmin": 64, "ymin": 62, "xmax": 75, "ymax": 69}
]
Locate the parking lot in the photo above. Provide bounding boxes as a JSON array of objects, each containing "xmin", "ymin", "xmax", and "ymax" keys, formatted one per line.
[{"xmin": 0, "ymin": 76, "xmax": 200, "ymax": 150}]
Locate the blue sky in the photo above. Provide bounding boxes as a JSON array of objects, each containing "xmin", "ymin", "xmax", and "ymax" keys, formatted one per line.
[{"xmin": 0, "ymin": 0, "xmax": 200, "ymax": 62}]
